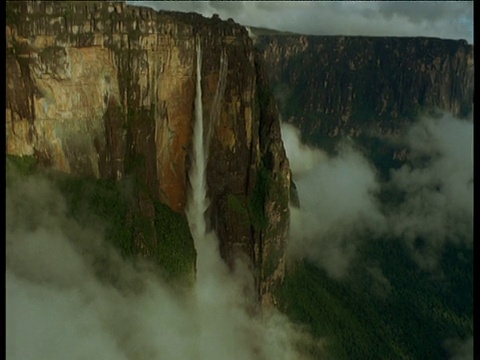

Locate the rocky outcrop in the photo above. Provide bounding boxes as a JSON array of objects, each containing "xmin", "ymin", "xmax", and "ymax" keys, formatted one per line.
[
  {"xmin": 6, "ymin": 1, "xmax": 290, "ymax": 306},
  {"xmin": 255, "ymin": 34, "xmax": 474, "ymax": 148}
]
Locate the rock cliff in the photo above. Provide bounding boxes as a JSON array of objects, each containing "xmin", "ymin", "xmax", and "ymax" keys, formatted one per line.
[
  {"xmin": 6, "ymin": 1, "xmax": 290, "ymax": 306},
  {"xmin": 255, "ymin": 34, "xmax": 474, "ymax": 151}
]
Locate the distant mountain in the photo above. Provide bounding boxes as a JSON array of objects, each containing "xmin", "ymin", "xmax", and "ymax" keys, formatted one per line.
[{"xmin": 255, "ymin": 34, "xmax": 473, "ymax": 149}]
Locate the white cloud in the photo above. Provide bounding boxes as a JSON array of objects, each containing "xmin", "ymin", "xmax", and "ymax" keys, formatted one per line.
[
  {"xmin": 444, "ymin": 336, "xmax": 474, "ymax": 360},
  {"xmin": 386, "ymin": 113, "xmax": 473, "ymax": 270},
  {"xmin": 128, "ymin": 1, "xmax": 474, "ymax": 44},
  {"xmin": 283, "ymin": 111, "xmax": 473, "ymax": 277},
  {"xmin": 284, "ymin": 128, "xmax": 385, "ymax": 279},
  {"xmin": 280, "ymin": 123, "xmax": 326, "ymax": 176},
  {"xmin": 6, "ymin": 172, "xmax": 313, "ymax": 360}
]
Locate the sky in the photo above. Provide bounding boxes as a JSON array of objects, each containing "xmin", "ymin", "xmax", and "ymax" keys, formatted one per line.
[{"xmin": 127, "ymin": 1, "xmax": 474, "ymax": 44}]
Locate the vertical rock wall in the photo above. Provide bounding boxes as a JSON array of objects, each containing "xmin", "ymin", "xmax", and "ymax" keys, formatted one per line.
[
  {"xmin": 255, "ymin": 35, "xmax": 474, "ymax": 145},
  {"xmin": 6, "ymin": 1, "xmax": 291, "ymax": 305}
]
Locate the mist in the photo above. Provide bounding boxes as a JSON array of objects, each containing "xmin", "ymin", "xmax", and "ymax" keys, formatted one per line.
[
  {"xmin": 6, "ymin": 170, "xmax": 312, "ymax": 360},
  {"xmin": 386, "ymin": 112, "xmax": 473, "ymax": 270},
  {"xmin": 281, "ymin": 123, "xmax": 386, "ymax": 279},
  {"xmin": 444, "ymin": 336, "xmax": 474, "ymax": 360},
  {"xmin": 282, "ymin": 111, "xmax": 473, "ymax": 277},
  {"xmin": 280, "ymin": 123, "xmax": 327, "ymax": 176}
]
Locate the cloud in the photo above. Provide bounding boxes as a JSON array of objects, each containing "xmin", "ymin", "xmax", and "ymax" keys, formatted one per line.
[
  {"xmin": 284, "ymin": 126, "xmax": 385, "ymax": 279},
  {"xmin": 280, "ymin": 123, "xmax": 327, "ymax": 176},
  {"xmin": 283, "ymin": 111, "xmax": 473, "ymax": 277},
  {"xmin": 6, "ymin": 171, "xmax": 313, "ymax": 360},
  {"xmin": 386, "ymin": 112, "xmax": 473, "ymax": 270},
  {"xmin": 127, "ymin": 1, "xmax": 474, "ymax": 44},
  {"xmin": 376, "ymin": 1, "xmax": 470, "ymax": 24},
  {"xmin": 444, "ymin": 336, "xmax": 474, "ymax": 360},
  {"xmin": 365, "ymin": 265, "xmax": 392, "ymax": 298}
]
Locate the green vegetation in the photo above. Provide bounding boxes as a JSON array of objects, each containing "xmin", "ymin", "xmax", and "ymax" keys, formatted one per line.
[
  {"xmin": 278, "ymin": 261, "xmax": 402, "ymax": 360},
  {"xmin": 248, "ymin": 162, "xmax": 273, "ymax": 230},
  {"xmin": 278, "ymin": 235, "xmax": 473, "ymax": 360},
  {"xmin": 154, "ymin": 201, "xmax": 196, "ymax": 282},
  {"xmin": 224, "ymin": 163, "xmax": 278, "ymax": 232},
  {"xmin": 6, "ymin": 154, "xmax": 196, "ymax": 283},
  {"xmin": 263, "ymin": 247, "xmax": 283, "ymax": 279},
  {"xmin": 227, "ymin": 193, "xmax": 249, "ymax": 216},
  {"xmin": 6, "ymin": 155, "xmax": 37, "ymax": 178},
  {"xmin": 53, "ymin": 174, "xmax": 134, "ymax": 255},
  {"xmin": 57, "ymin": 175, "xmax": 196, "ymax": 282},
  {"xmin": 226, "ymin": 193, "xmax": 250, "ymax": 227}
]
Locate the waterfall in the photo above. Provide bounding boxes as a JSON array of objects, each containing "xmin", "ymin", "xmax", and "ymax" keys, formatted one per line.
[
  {"xmin": 186, "ymin": 41, "xmax": 228, "ymax": 246},
  {"xmin": 186, "ymin": 40, "xmax": 225, "ymax": 284},
  {"xmin": 186, "ymin": 40, "xmax": 238, "ymax": 358},
  {"xmin": 186, "ymin": 40, "xmax": 209, "ymax": 244}
]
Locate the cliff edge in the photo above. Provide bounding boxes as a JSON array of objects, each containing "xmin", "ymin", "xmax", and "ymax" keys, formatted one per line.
[{"xmin": 6, "ymin": 1, "xmax": 291, "ymax": 306}]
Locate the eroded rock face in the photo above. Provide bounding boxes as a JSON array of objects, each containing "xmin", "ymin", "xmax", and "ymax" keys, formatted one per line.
[
  {"xmin": 255, "ymin": 35, "xmax": 474, "ymax": 147},
  {"xmin": 6, "ymin": 1, "xmax": 290, "ymax": 306}
]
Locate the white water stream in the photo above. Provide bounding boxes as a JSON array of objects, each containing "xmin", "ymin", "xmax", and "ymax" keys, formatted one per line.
[
  {"xmin": 186, "ymin": 40, "xmax": 209, "ymax": 248},
  {"xmin": 185, "ymin": 40, "xmax": 233, "ymax": 292},
  {"xmin": 185, "ymin": 38, "xmax": 244, "ymax": 359},
  {"xmin": 184, "ymin": 41, "xmax": 304, "ymax": 360}
]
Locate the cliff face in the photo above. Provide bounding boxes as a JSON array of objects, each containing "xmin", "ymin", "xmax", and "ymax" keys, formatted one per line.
[
  {"xmin": 255, "ymin": 35, "xmax": 474, "ymax": 149},
  {"xmin": 6, "ymin": 1, "xmax": 290, "ymax": 306}
]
